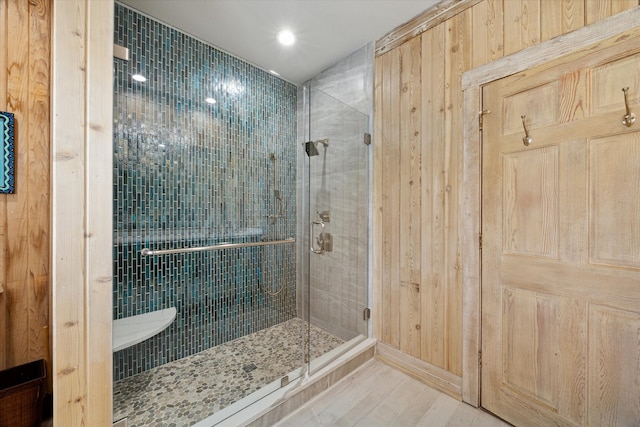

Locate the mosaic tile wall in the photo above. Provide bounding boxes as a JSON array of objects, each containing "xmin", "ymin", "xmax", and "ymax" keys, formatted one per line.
[{"xmin": 113, "ymin": 3, "xmax": 297, "ymax": 381}]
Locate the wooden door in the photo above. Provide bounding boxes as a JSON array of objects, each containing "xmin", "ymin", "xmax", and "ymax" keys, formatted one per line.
[{"xmin": 481, "ymin": 32, "xmax": 640, "ymax": 426}]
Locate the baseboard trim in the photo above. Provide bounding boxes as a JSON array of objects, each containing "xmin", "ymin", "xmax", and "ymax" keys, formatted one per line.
[{"xmin": 375, "ymin": 342, "xmax": 462, "ymax": 400}]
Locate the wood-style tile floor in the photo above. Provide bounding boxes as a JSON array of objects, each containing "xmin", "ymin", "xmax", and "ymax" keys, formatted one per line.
[{"xmin": 275, "ymin": 359, "xmax": 511, "ymax": 426}]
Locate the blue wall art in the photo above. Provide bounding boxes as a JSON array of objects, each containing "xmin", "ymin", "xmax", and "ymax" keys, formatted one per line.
[{"xmin": 0, "ymin": 111, "xmax": 14, "ymax": 194}]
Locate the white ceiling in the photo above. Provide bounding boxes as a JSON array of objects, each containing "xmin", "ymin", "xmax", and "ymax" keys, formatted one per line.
[{"xmin": 118, "ymin": 0, "xmax": 439, "ymax": 84}]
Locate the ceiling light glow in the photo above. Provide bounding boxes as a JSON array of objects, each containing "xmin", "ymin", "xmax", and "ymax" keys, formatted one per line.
[
  {"xmin": 221, "ymin": 81, "xmax": 244, "ymax": 96},
  {"xmin": 269, "ymin": 70, "xmax": 280, "ymax": 76},
  {"xmin": 205, "ymin": 97, "xmax": 217, "ymax": 104},
  {"xmin": 132, "ymin": 73, "xmax": 147, "ymax": 82},
  {"xmin": 277, "ymin": 30, "xmax": 296, "ymax": 46}
]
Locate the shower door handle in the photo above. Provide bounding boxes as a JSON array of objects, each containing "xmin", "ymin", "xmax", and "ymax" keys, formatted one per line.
[{"xmin": 311, "ymin": 220, "xmax": 325, "ymax": 255}]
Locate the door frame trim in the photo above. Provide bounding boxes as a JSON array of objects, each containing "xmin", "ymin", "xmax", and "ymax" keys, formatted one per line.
[{"xmin": 460, "ymin": 6, "xmax": 640, "ymax": 407}]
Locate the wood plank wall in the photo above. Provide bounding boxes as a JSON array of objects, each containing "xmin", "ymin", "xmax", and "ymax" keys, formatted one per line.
[
  {"xmin": 373, "ymin": 0, "xmax": 639, "ymax": 378},
  {"xmin": 52, "ymin": 0, "xmax": 114, "ymax": 424},
  {"xmin": 0, "ymin": 0, "xmax": 50, "ymax": 379}
]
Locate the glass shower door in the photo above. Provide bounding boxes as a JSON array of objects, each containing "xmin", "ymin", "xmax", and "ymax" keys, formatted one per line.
[{"xmin": 305, "ymin": 86, "xmax": 369, "ymax": 372}]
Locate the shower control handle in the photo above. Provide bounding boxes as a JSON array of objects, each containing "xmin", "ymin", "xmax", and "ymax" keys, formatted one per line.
[{"xmin": 311, "ymin": 220, "xmax": 325, "ymax": 255}]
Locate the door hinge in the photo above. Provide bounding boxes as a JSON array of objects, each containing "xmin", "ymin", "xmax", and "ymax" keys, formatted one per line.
[
  {"xmin": 364, "ymin": 132, "xmax": 372, "ymax": 146},
  {"xmin": 479, "ymin": 233, "xmax": 483, "ymax": 250},
  {"xmin": 281, "ymin": 375, "xmax": 290, "ymax": 387},
  {"xmin": 478, "ymin": 350, "xmax": 482, "ymax": 367},
  {"xmin": 363, "ymin": 307, "xmax": 371, "ymax": 321},
  {"xmin": 479, "ymin": 110, "xmax": 491, "ymax": 132}
]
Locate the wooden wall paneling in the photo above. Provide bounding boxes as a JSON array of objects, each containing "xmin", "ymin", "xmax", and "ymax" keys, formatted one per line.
[
  {"xmin": 586, "ymin": 0, "xmax": 640, "ymax": 25},
  {"xmin": 585, "ymin": 0, "xmax": 610, "ymax": 24},
  {"xmin": 420, "ymin": 24, "xmax": 446, "ymax": 368},
  {"xmin": 374, "ymin": 0, "xmax": 640, "ymax": 407},
  {"xmin": 85, "ymin": 1, "xmax": 114, "ymax": 422},
  {"xmin": 460, "ymin": 81, "xmax": 482, "ymax": 406},
  {"xmin": 378, "ymin": 52, "xmax": 391, "ymax": 344},
  {"xmin": 0, "ymin": 0, "xmax": 50, "ymax": 375},
  {"xmin": 503, "ymin": 0, "xmax": 541, "ymax": 57},
  {"xmin": 373, "ymin": 56, "xmax": 384, "ymax": 340},
  {"xmin": 444, "ymin": 8, "xmax": 472, "ymax": 377},
  {"xmin": 388, "ymin": 47, "xmax": 402, "ymax": 349},
  {"xmin": 380, "ymin": 48, "xmax": 402, "ymax": 348},
  {"xmin": 462, "ymin": 8, "xmax": 640, "ymax": 91},
  {"xmin": 470, "ymin": 0, "xmax": 504, "ymax": 69},
  {"xmin": 470, "ymin": 1, "xmax": 488, "ymax": 68},
  {"xmin": 0, "ymin": 0, "xmax": 7, "ymax": 371},
  {"xmin": 540, "ymin": 0, "xmax": 585, "ymax": 42},
  {"xmin": 52, "ymin": 0, "xmax": 113, "ymax": 424},
  {"xmin": 0, "ymin": 0, "xmax": 5, "ymax": 107},
  {"xmin": 398, "ymin": 37, "xmax": 422, "ymax": 358},
  {"xmin": 6, "ymin": 0, "xmax": 30, "ymax": 367},
  {"xmin": 53, "ymin": 0, "xmax": 88, "ymax": 420},
  {"xmin": 375, "ymin": 0, "xmax": 483, "ymax": 56},
  {"xmin": 27, "ymin": 0, "xmax": 50, "ymax": 381},
  {"xmin": 0, "ymin": 0, "xmax": 52, "ymax": 383},
  {"xmin": 611, "ymin": 0, "xmax": 640, "ymax": 15}
]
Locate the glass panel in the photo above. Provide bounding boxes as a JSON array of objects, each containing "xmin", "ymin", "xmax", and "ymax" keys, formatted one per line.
[{"xmin": 306, "ymin": 86, "xmax": 369, "ymax": 373}]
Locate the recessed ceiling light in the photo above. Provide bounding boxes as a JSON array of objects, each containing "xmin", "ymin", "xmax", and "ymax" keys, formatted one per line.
[
  {"xmin": 277, "ymin": 30, "xmax": 295, "ymax": 46},
  {"xmin": 205, "ymin": 97, "xmax": 216, "ymax": 104},
  {"xmin": 132, "ymin": 73, "xmax": 146, "ymax": 82},
  {"xmin": 269, "ymin": 70, "xmax": 280, "ymax": 76}
]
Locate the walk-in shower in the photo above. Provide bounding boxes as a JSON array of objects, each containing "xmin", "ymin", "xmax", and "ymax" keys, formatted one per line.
[{"xmin": 111, "ymin": 4, "xmax": 370, "ymax": 426}]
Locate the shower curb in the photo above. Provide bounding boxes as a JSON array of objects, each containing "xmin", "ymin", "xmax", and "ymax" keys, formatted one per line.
[
  {"xmin": 248, "ymin": 339, "xmax": 376, "ymax": 426},
  {"xmin": 201, "ymin": 338, "xmax": 376, "ymax": 427}
]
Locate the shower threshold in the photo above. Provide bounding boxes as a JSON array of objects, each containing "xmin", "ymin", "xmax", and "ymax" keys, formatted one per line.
[
  {"xmin": 113, "ymin": 318, "xmax": 344, "ymax": 427},
  {"xmin": 200, "ymin": 335, "xmax": 374, "ymax": 427}
]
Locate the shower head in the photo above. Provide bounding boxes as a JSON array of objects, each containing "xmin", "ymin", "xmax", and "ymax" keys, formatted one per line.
[
  {"xmin": 304, "ymin": 139, "xmax": 329, "ymax": 157},
  {"xmin": 304, "ymin": 141, "xmax": 319, "ymax": 156}
]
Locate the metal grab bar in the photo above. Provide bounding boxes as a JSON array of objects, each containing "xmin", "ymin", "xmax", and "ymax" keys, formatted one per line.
[{"xmin": 141, "ymin": 237, "xmax": 295, "ymax": 256}]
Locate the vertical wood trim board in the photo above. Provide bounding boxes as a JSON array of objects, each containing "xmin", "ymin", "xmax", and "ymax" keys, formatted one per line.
[
  {"xmin": 420, "ymin": 22, "xmax": 445, "ymax": 368},
  {"xmin": 373, "ymin": 0, "xmax": 640, "ymax": 407},
  {"xmin": 0, "ymin": 0, "xmax": 51, "ymax": 381},
  {"xmin": 6, "ymin": 0, "xmax": 30, "ymax": 368},
  {"xmin": 86, "ymin": 1, "xmax": 114, "ymax": 423},
  {"xmin": 27, "ymin": 0, "xmax": 50, "ymax": 384},
  {"xmin": 0, "ymin": 0, "xmax": 8, "ymax": 371},
  {"xmin": 52, "ymin": 0, "xmax": 113, "ymax": 424},
  {"xmin": 385, "ymin": 47, "xmax": 401, "ymax": 349},
  {"xmin": 398, "ymin": 36, "xmax": 422, "ymax": 359},
  {"xmin": 373, "ymin": 54, "xmax": 384, "ymax": 340}
]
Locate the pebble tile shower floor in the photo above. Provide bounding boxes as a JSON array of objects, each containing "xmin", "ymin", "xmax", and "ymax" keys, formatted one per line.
[{"xmin": 113, "ymin": 318, "xmax": 344, "ymax": 426}]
